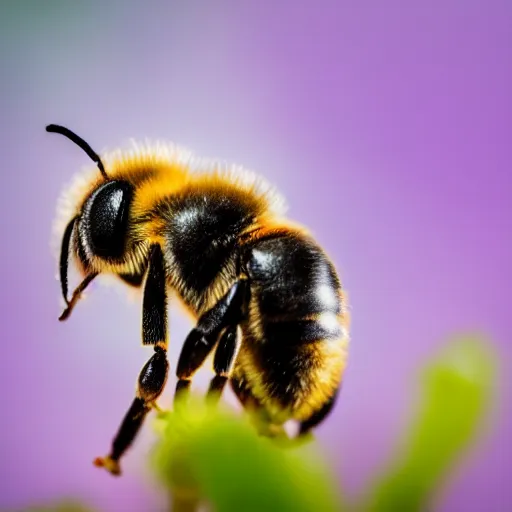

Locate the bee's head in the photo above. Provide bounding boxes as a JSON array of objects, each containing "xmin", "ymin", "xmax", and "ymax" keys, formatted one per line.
[{"xmin": 47, "ymin": 124, "xmax": 134, "ymax": 304}]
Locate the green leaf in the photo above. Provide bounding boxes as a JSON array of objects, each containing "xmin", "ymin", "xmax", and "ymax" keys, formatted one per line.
[
  {"xmin": 151, "ymin": 400, "xmax": 344, "ymax": 512},
  {"xmin": 363, "ymin": 334, "xmax": 497, "ymax": 512}
]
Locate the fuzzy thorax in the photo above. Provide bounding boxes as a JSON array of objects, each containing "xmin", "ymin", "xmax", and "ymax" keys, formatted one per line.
[{"xmin": 52, "ymin": 139, "xmax": 288, "ymax": 278}]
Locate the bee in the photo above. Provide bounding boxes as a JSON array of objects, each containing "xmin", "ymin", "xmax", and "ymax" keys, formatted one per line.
[{"xmin": 48, "ymin": 124, "xmax": 350, "ymax": 476}]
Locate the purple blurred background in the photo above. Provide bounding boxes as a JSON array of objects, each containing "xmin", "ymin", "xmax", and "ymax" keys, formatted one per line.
[{"xmin": 0, "ymin": 1, "xmax": 510, "ymax": 511}]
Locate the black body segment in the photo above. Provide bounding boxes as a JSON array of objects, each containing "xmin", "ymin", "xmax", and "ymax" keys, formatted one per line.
[
  {"xmin": 138, "ymin": 346, "xmax": 169, "ymax": 402},
  {"xmin": 255, "ymin": 344, "xmax": 318, "ymax": 409},
  {"xmin": 142, "ymin": 245, "xmax": 168, "ymax": 345},
  {"xmin": 163, "ymin": 190, "xmax": 256, "ymax": 298},
  {"xmin": 244, "ymin": 233, "xmax": 342, "ymax": 350},
  {"xmin": 263, "ymin": 318, "xmax": 341, "ymax": 345},
  {"xmin": 244, "ymin": 233, "xmax": 341, "ymax": 318}
]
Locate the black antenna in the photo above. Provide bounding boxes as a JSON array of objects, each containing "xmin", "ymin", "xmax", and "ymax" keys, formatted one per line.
[{"xmin": 46, "ymin": 124, "xmax": 108, "ymax": 179}]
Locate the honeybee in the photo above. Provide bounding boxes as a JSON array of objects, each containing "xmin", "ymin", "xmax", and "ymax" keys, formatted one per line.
[{"xmin": 48, "ymin": 124, "xmax": 350, "ymax": 476}]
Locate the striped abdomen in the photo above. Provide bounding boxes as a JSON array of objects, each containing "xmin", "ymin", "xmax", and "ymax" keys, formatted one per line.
[{"xmin": 238, "ymin": 231, "xmax": 349, "ymax": 422}]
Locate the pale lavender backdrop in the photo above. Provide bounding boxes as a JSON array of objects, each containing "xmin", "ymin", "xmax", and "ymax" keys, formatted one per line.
[{"xmin": 0, "ymin": 1, "xmax": 510, "ymax": 511}]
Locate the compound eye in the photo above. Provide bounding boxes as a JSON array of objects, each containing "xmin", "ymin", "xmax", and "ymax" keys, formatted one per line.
[{"xmin": 89, "ymin": 181, "xmax": 133, "ymax": 259}]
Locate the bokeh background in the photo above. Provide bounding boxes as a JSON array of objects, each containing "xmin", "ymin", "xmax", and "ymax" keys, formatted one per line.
[{"xmin": 0, "ymin": 1, "xmax": 510, "ymax": 511}]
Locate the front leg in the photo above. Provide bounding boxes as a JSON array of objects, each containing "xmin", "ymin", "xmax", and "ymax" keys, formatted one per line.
[{"xmin": 94, "ymin": 245, "xmax": 169, "ymax": 476}]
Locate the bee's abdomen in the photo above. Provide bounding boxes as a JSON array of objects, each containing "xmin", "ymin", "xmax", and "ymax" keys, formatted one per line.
[
  {"xmin": 240, "ymin": 231, "xmax": 348, "ymax": 419},
  {"xmin": 262, "ymin": 315, "xmax": 342, "ymax": 345},
  {"xmin": 245, "ymin": 232, "xmax": 344, "ymax": 342}
]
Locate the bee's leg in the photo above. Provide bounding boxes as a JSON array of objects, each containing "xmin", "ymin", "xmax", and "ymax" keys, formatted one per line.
[
  {"xmin": 93, "ymin": 347, "xmax": 169, "ymax": 475},
  {"xmin": 206, "ymin": 325, "xmax": 242, "ymax": 402},
  {"xmin": 94, "ymin": 245, "xmax": 169, "ymax": 476},
  {"xmin": 207, "ymin": 325, "xmax": 242, "ymax": 403},
  {"xmin": 174, "ymin": 280, "xmax": 247, "ymax": 406},
  {"xmin": 58, "ymin": 272, "xmax": 98, "ymax": 321}
]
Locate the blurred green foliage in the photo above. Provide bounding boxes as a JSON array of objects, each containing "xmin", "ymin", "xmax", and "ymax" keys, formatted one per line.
[
  {"xmin": 363, "ymin": 335, "xmax": 496, "ymax": 512},
  {"xmin": 151, "ymin": 399, "xmax": 343, "ymax": 512},
  {"xmin": 13, "ymin": 335, "xmax": 497, "ymax": 512}
]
